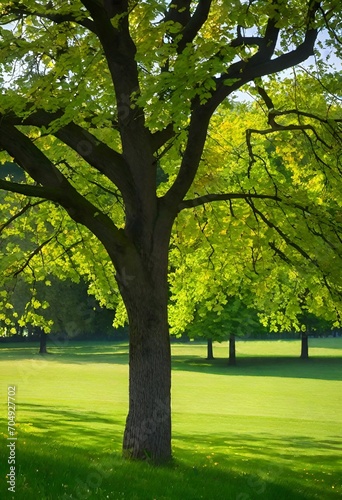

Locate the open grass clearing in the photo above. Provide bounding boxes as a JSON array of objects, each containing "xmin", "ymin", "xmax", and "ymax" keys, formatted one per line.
[{"xmin": 0, "ymin": 338, "xmax": 341, "ymax": 499}]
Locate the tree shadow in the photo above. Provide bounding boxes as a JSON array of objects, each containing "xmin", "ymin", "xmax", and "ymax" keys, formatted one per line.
[
  {"xmin": 0, "ymin": 341, "xmax": 129, "ymax": 365},
  {"xmin": 309, "ymin": 339, "xmax": 342, "ymax": 349},
  {"xmin": 171, "ymin": 355, "xmax": 342, "ymax": 381},
  {"xmin": 173, "ymin": 430, "xmax": 342, "ymax": 499},
  {"xmin": 1, "ymin": 342, "xmax": 341, "ymax": 380},
  {"xmin": 1, "ymin": 411, "xmax": 341, "ymax": 500}
]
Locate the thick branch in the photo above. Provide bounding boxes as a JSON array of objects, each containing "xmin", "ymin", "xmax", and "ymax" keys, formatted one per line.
[
  {"xmin": 55, "ymin": 123, "xmax": 136, "ymax": 202},
  {"xmin": 0, "ymin": 121, "xmax": 67, "ymax": 189},
  {"xmin": 81, "ymin": 0, "xmax": 156, "ymax": 201},
  {"xmin": 163, "ymin": 1, "xmax": 212, "ymax": 55},
  {"xmin": 210, "ymin": 1, "xmax": 320, "ymax": 110},
  {"xmin": 3, "ymin": 110, "xmax": 136, "ymax": 207},
  {"xmin": 230, "ymin": 36, "xmax": 265, "ymax": 48},
  {"xmin": 164, "ymin": 1, "xmax": 321, "ymax": 212},
  {"xmin": 162, "ymin": 108, "xmax": 211, "ymax": 209},
  {"xmin": 164, "ymin": 0, "xmax": 191, "ymax": 27},
  {"xmin": 151, "ymin": 124, "xmax": 175, "ymax": 152},
  {"xmin": 177, "ymin": 0, "xmax": 212, "ymax": 53},
  {"xmin": 0, "ymin": 179, "xmax": 59, "ymax": 199},
  {"xmin": 0, "ymin": 124, "xmax": 128, "ymax": 255}
]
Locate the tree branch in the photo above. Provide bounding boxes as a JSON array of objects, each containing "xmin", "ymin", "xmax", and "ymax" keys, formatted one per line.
[
  {"xmin": 0, "ymin": 179, "xmax": 62, "ymax": 200},
  {"xmin": 245, "ymin": 110, "xmax": 336, "ymax": 173},
  {"xmin": 209, "ymin": 1, "xmax": 320, "ymax": 110},
  {"xmin": 0, "ymin": 200, "xmax": 45, "ymax": 234},
  {"xmin": 162, "ymin": 108, "xmax": 211, "ymax": 208},
  {"xmin": 80, "ymin": 0, "xmax": 157, "ymax": 200},
  {"xmin": 0, "ymin": 124, "xmax": 128, "ymax": 254},
  {"xmin": 256, "ymin": 85, "xmax": 341, "ymax": 145},
  {"xmin": 269, "ymin": 241, "xmax": 293, "ymax": 265},
  {"xmin": 151, "ymin": 124, "xmax": 175, "ymax": 152},
  {"xmin": 0, "ymin": 120, "xmax": 67, "ymax": 189},
  {"xmin": 247, "ymin": 199, "xmax": 317, "ymax": 265},
  {"xmin": 176, "ymin": 0, "xmax": 213, "ymax": 53},
  {"xmin": 178, "ymin": 192, "xmax": 282, "ymax": 211},
  {"xmin": 2, "ymin": 110, "xmax": 136, "ymax": 207},
  {"xmin": 6, "ymin": 2, "xmax": 97, "ymax": 33},
  {"xmin": 230, "ymin": 36, "xmax": 264, "ymax": 48},
  {"xmin": 13, "ymin": 236, "xmax": 54, "ymax": 278},
  {"xmin": 164, "ymin": 1, "xmax": 322, "ymax": 211}
]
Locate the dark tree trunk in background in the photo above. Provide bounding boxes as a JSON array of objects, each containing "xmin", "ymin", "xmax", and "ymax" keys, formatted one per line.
[
  {"xmin": 300, "ymin": 332, "xmax": 309, "ymax": 359},
  {"xmin": 207, "ymin": 339, "xmax": 214, "ymax": 360},
  {"xmin": 228, "ymin": 334, "xmax": 236, "ymax": 366},
  {"xmin": 39, "ymin": 329, "xmax": 47, "ymax": 354}
]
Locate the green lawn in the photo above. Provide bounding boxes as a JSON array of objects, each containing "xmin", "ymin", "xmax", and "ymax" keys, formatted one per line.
[{"xmin": 0, "ymin": 338, "xmax": 341, "ymax": 499}]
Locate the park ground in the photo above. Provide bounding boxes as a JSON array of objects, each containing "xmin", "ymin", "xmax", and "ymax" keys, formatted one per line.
[{"xmin": 0, "ymin": 338, "xmax": 341, "ymax": 499}]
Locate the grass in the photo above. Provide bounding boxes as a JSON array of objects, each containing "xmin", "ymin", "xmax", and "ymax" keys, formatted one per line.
[{"xmin": 0, "ymin": 338, "xmax": 341, "ymax": 499}]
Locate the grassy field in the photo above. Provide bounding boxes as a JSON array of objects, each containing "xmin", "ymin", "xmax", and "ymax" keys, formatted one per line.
[{"xmin": 0, "ymin": 338, "xmax": 341, "ymax": 499}]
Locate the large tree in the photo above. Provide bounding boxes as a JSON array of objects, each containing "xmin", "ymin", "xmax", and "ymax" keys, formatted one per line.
[{"xmin": 0, "ymin": 0, "xmax": 341, "ymax": 461}]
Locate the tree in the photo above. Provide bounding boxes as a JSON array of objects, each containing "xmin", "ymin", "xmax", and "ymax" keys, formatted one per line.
[
  {"xmin": 168, "ymin": 88, "xmax": 342, "ymax": 363},
  {"xmin": 298, "ymin": 312, "xmax": 332, "ymax": 359},
  {"xmin": 0, "ymin": 0, "xmax": 341, "ymax": 462},
  {"xmin": 206, "ymin": 338, "xmax": 214, "ymax": 360},
  {"xmin": 178, "ymin": 293, "xmax": 265, "ymax": 365}
]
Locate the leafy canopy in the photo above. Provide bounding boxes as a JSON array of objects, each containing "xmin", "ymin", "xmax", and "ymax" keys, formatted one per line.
[{"xmin": 0, "ymin": 0, "xmax": 341, "ymax": 333}]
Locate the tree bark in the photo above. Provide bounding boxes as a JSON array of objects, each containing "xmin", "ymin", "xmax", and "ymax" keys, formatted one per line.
[
  {"xmin": 116, "ymin": 232, "xmax": 172, "ymax": 462},
  {"xmin": 228, "ymin": 333, "xmax": 236, "ymax": 366},
  {"xmin": 207, "ymin": 338, "xmax": 214, "ymax": 360},
  {"xmin": 121, "ymin": 282, "xmax": 171, "ymax": 462},
  {"xmin": 39, "ymin": 329, "xmax": 47, "ymax": 354},
  {"xmin": 300, "ymin": 332, "xmax": 309, "ymax": 360}
]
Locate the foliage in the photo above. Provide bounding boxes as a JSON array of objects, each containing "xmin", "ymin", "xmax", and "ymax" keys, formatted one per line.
[
  {"xmin": 0, "ymin": 1, "xmax": 340, "ymax": 329},
  {"xmin": 169, "ymin": 77, "xmax": 342, "ymax": 335},
  {"xmin": 184, "ymin": 296, "xmax": 265, "ymax": 343},
  {"xmin": 0, "ymin": 275, "xmax": 115, "ymax": 338}
]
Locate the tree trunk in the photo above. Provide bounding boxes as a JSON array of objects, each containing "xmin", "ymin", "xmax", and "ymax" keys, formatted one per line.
[
  {"xmin": 228, "ymin": 333, "xmax": 236, "ymax": 366},
  {"xmin": 39, "ymin": 329, "xmax": 47, "ymax": 354},
  {"xmin": 207, "ymin": 338, "xmax": 214, "ymax": 360},
  {"xmin": 118, "ymin": 249, "xmax": 172, "ymax": 462},
  {"xmin": 300, "ymin": 332, "xmax": 309, "ymax": 359}
]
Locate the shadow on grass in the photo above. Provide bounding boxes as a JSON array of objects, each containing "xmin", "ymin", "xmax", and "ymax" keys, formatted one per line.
[
  {"xmin": 309, "ymin": 339, "xmax": 342, "ymax": 349},
  {"xmin": 13, "ymin": 403, "xmax": 125, "ymax": 453},
  {"xmin": 1, "ymin": 412, "xmax": 341, "ymax": 500},
  {"xmin": 1, "ymin": 342, "xmax": 341, "ymax": 381},
  {"xmin": 0, "ymin": 342, "xmax": 129, "ymax": 365},
  {"xmin": 171, "ymin": 355, "xmax": 342, "ymax": 381},
  {"xmin": 173, "ymin": 430, "xmax": 342, "ymax": 500}
]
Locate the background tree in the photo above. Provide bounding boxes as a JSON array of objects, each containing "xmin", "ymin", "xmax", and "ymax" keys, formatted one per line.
[
  {"xmin": 169, "ymin": 79, "xmax": 342, "ymax": 358},
  {"xmin": 0, "ymin": 0, "xmax": 341, "ymax": 462},
  {"xmin": 184, "ymin": 297, "xmax": 264, "ymax": 365}
]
